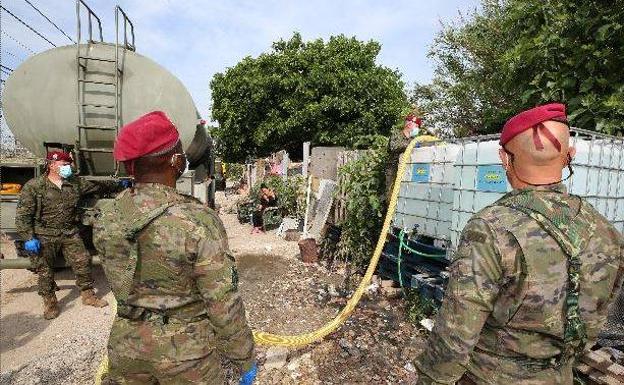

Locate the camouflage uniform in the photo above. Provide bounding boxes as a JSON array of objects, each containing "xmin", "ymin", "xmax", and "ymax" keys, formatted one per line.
[
  {"xmin": 93, "ymin": 183, "xmax": 255, "ymax": 384},
  {"xmin": 15, "ymin": 175, "xmax": 118, "ymax": 296},
  {"xmin": 416, "ymin": 184, "xmax": 624, "ymax": 385},
  {"xmin": 386, "ymin": 128, "xmax": 411, "ymax": 200}
]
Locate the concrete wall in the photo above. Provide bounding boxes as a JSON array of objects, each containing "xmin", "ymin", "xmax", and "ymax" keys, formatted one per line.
[{"xmin": 308, "ymin": 146, "xmax": 345, "ymax": 181}]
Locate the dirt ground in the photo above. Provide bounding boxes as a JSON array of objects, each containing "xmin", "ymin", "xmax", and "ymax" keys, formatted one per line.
[{"xmin": 0, "ymin": 191, "xmax": 426, "ymax": 384}]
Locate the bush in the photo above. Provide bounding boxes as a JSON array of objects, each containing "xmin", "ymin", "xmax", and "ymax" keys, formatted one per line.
[
  {"xmin": 250, "ymin": 175, "xmax": 306, "ymax": 219},
  {"xmin": 334, "ymin": 135, "xmax": 388, "ymax": 268},
  {"xmin": 210, "ymin": 33, "xmax": 409, "ymax": 162},
  {"xmin": 225, "ymin": 163, "xmax": 246, "ymax": 182},
  {"xmin": 404, "ymin": 288, "xmax": 437, "ymax": 324}
]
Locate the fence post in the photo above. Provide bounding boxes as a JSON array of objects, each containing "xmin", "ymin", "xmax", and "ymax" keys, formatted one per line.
[{"xmin": 302, "ymin": 141, "xmax": 310, "ymax": 177}]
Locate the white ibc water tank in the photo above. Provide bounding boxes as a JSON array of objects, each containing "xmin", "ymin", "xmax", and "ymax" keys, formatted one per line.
[
  {"xmin": 393, "ymin": 142, "xmax": 461, "ymax": 241},
  {"xmin": 450, "ymin": 140, "xmax": 510, "ymax": 248},
  {"xmin": 567, "ymin": 136, "xmax": 624, "ymax": 232},
  {"xmin": 449, "ymin": 133, "xmax": 624, "ymax": 250}
]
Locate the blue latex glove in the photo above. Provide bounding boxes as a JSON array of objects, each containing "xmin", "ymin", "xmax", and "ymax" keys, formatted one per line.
[
  {"xmin": 119, "ymin": 179, "xmax": 132, "ymax": 189},
  {"xmin": 239, "ymin": 362, "xmax": 257, "ymax": 385},
  {"xmin": 24, "ymin": 238, "xmax": 41, "ymax": 254}
]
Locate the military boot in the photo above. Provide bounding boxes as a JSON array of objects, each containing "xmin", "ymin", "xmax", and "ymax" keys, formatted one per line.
[
  {"xmin": 81, "ymin": 289, "xmax": 108, "ymax": 308},
  {"xmin": 43, "ymin": 294, "xmax": 60, "ymax": 320}
]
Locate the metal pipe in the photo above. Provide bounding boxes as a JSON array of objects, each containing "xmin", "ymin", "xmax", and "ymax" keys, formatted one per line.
[
  {"xmin": 78, "ymin": 0, "xmax": 103, "ymax": 42},
  {"xmin": 115, "ymin": 5, "xmax": 120, "ymax": 174},
  {"xmin": 76, "ymin": 0, "xmax": 83, "ymax": 176},
  {"xmin": 0, "ymin": 256, "xmax": 102, "ymax": 270},
  {"xmin": 116, "ymin": 6, "xmax": 135, "ymax": 49}
]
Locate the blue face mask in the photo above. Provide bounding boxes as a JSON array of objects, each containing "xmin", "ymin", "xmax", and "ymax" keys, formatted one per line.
[
  {"xmin": 59, "ymin": 165, "xmax": 73, "ymax": 179},
  {"xmin": 410, "ymin": 126, "xmax": 420, "ymax": 138}
]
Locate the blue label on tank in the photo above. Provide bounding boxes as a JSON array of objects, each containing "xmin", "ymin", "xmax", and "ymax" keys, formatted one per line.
[
  {"xmin": 411, "ymin": 163, "xmax": 430, "ymax": 183},
  {"xmin": 477, "ymin": 165, "xmax": 507, "ymax": 192}
]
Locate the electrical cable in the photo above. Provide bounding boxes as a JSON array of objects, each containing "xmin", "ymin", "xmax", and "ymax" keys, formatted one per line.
[
  {"xmin": 2, "ymin": 50, "xmax": 25, "ymax": 61},
  {"xmin": 1, "ymin": 30, "xmax": 36, "ymax": 54},
  {"xmin": 0, "ymin": 5, "xmax": 57, "ymax": 47},
  {"xmin": 22, "ymin": 0, "xmax": 75, "ymax": 44}
]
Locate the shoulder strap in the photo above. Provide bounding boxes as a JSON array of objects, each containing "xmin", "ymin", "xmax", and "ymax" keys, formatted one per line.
[
  {"xmin": 496, "ymin": 195, "xmax": 595, "ymax": 359},
  {"xmin": 107, "ymin": 201, "xmax": 175, "ymax": 303},
  {"xmin": 123, "ymin": 202, "xmax": 175, "ymax": 240}
]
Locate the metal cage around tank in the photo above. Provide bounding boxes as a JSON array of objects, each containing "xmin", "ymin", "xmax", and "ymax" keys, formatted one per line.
[
  {"xmin": 381, "ymin": 128, "xmax": 624, "ymax": 299},
  {"xmin": 390, "ymin": 128, "xmax": 624, "ymax": 260}
]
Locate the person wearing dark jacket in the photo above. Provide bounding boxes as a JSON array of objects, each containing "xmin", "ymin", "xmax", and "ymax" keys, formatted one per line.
[{"xmin": 251, "ymin": 183, "xmax": 277, "ymax": 234}]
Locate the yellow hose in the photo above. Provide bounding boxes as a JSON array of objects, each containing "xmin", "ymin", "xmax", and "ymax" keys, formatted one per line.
[{"xmin": 95, "ymin": 135, "xmax": 431, "ymax": 383}]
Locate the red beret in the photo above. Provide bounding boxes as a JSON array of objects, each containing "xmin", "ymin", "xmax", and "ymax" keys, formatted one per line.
[
  {"xmin": 46, "ymin": 151, "xmax": 73, "ymax": 162},
  {"xmin": 500, "ymin": 103, "xmax": 568, "ymax": 151},
  {"xmin": 114, "ymin": 111, "xmax": 180, "ymax": 162},
  {"xmin": 405, "ymin": 114, "xmax": 422, "ymax": 127}
]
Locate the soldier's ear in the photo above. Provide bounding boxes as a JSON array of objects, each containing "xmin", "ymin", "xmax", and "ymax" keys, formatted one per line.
[
  {"xmin": 170, "ymin": 153, "xmax": 186, "ymax": 177},
  {"xmin": 499, "ymin": 148, "xmax": 509, "ymax": 170},
  {"xmin": 568, "ymin": 146, "xmax": 576, "ymax": 162}
]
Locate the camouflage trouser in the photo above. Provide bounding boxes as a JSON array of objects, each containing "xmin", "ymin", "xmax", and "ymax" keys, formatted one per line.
[
  {"xmin": 103, "ymin": 352, "xmax": 224, "ymax": 385},
  {"xmin": 104, "ymin": 316, "xmax": 224, "ymax": 385},
  {"xmin": 31, "ymin": 233, "xmax": 94, "ymax": 296}
]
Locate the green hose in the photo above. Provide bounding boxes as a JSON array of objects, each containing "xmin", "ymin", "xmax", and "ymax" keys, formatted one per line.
[{"xmin": 396, "ymin": 229, "xmax": 446, "ymax": 288}]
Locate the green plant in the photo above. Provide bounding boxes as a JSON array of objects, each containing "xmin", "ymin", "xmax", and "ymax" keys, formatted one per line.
[
  {"xmin": 414, "ymin": 0, "xmax": 624, "ymax": 136},
  {"xmin": 334, "ymin": 135, "xmax": 388, "ymax": 268},
  {"xmin": 404, "ymin": 288, "xmax": 437, "ymax": 324},
  {"xmin": 211, "ymin": 33, "xmax": 409, "ymax": 162},
  {"xmin": 225, "ymin": 163, "xmax": 246, "ymax": 182},
  {"xmin": 250, "ymin": 175, "xmax": 306, "ymax": 219}
]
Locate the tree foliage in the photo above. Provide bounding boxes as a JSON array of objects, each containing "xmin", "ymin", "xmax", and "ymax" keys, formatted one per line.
[
  {"xmin": 211, "ymin": 33, "xmax": 409, "ymax": 162},
  {"xmin": 335, "ymin": 136, "xmax": 388, "ymax": 268},
  {"xmin": 413, "ymin": 0, "xmax": 624, "ymax": 136}
]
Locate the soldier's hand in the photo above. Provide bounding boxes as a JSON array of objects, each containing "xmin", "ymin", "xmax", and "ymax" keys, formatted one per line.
[
  {"xmin": 239, "ymin": 362, "xmax": 257, "ymax": 385},
  {"xmin": 24, "ymin": 238, "xmax": 41, "ymax": 254}
]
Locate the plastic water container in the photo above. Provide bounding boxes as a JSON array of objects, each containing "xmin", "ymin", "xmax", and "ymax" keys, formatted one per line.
[
  {"xmin": 450, "ymin": 140, "xmax": 510, "ymax": 248},
  {"xmin": 450, "ymin": 133, "xmax": 624, "ymax": 250},
  {"xmin": 393, "ymin": 142, "xmax": 461, "ymax": 241},
  {"xmin": 567, "ymin": 136, "xmax": 624, "ymax": 233}
]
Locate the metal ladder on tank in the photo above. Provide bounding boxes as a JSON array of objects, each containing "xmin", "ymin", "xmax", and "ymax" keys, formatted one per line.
[{"xmin": 75, "ymin": 1, "xmax": 135, "ymax": 176}]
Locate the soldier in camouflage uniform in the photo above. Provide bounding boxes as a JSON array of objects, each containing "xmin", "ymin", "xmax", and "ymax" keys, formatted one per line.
[
  {"xmin": 415, "ymin": 103, "xmax": 624, "ymax": 385},
  {"xmin": 16, "ymin": 150, "xmax": 114, "ymax": 319},
  {"xmin": 385, "ymin": 114, "xmax": 420, "ymax": 201},
  {"xmin": 94, "ymin": 111, "xmax": 256, "ymax": 384}
]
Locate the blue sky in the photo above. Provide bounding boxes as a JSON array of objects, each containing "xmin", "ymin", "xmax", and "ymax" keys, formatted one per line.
[{"xmin": 1, "ymin": 0, "xmax": 480, "ymax": 128}]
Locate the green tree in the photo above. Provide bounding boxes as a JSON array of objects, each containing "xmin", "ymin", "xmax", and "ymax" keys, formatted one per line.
[
  {"xmin": 413, "ymin": 0, "xmax": 624, "ymax": 136},
  {"xmin": 211, "ymin": 33, "xmax": 409, "ymax": 162}
]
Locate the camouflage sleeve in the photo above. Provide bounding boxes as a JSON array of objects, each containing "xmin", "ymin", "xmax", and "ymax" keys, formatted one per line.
[
  {"xmin": 609, "ymin": 240, "xmax": 624, "ymax": 307},
  {"xmin": 15, "ymin": 181, "xmax": 37, "ymax": 240},
  {"xmin": 192, "ymin": 214, "xmax": 255, "ymax": 372},
  {"xmin": 416, "ymin": 219, "xmax": 503, "ymax": 385},
  {"xmin": 388, "ymin": 129, "xmax": 410, "ymax": 155},
  {"xmin": 77, "ymin": 177, "xmax": 121, "ymax": 196}
]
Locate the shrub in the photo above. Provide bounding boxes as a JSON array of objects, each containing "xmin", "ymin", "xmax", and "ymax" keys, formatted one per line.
[
  {"xmin": 250, "ymin": 175, "xmax": 306, "ymax": 219},
  {"xmin": 334, "ymin": 135, "xmax": 388, "ymax": 268},
  {"xmin": 225, "ymin": 163, "xmax": 246, "ymax": 182}
]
